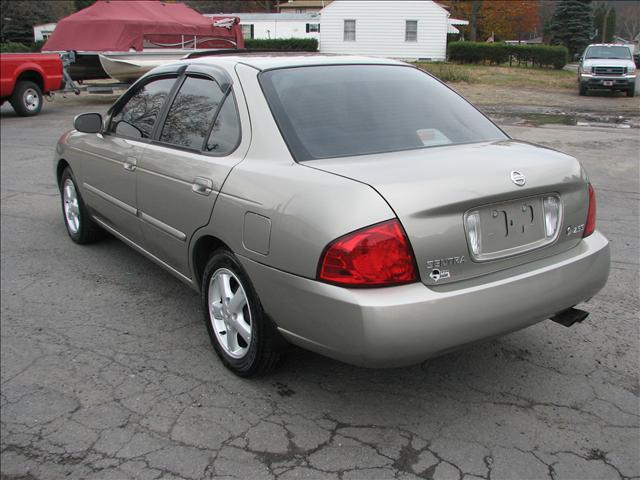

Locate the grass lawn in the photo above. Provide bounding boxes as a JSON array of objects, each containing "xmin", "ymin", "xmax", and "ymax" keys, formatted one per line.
[{"xmin": 414, "ymin": 63, "xmax": 577, "ymax": 90}]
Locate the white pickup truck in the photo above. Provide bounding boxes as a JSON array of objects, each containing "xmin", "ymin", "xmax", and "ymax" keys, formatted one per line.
[{"xmin": 578, "ymin": 44, "xmax": 636, "ymax": 97}]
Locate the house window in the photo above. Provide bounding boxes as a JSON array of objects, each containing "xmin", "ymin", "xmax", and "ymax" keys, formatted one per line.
[
  {"xmin": 344, "ymin": 19, "xmax": 356, "ymax": 41},
  {"xmin": 405, "ymin": 20, "xmax": 417, "ymax": 42},
  {"xmin": 306, "ymin": 23, "xmax": 320, "ymax": 33},
  {"xmin": 241, "ymin": 24, "xmax": 254, "ymax": 40}
]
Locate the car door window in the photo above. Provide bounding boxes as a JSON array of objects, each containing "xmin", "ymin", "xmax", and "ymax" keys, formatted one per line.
[
  {"xmin": 159, "ymin": 76, "xmax": 225, "ymax": 150},
  {"xmin": 108, "ymin": 77, "xmax": 176, "ymax": 139},
  {"xmin": 205, "ymin": 93, "xmax": 241, "ymax": 155}
]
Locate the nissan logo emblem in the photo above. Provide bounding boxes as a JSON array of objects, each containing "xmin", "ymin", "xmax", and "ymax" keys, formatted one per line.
[{"xmin": 511, "ymin": 171, "xmax": 526, "ymax": 186}]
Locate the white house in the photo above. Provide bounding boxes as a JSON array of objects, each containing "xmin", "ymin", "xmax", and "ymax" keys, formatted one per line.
[
  {"xmin": 277, "ymin": 0, "xmax": 332, "ymax": 13},
  {"xmin": 33, "ymin": 23, "xmax": 57, "ymax": 42},
  {"xmin": 319, "ymin": 0, "xmax": 451, "ymax": 61},
  {"xmin": 205, "ymin": 13, "xmax": 320, "ymax": 41}
]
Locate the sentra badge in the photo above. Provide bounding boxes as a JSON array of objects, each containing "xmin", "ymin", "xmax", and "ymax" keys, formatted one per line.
[{"xmin": 426, "ymin": 256, "xmax": 466, "ymax": 269}]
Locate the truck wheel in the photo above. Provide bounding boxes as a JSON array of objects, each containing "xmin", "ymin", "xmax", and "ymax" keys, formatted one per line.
[
  {"xmin": 579, "ymin": 84, "xmax": 588, "ymax": 96},
  {"xmin": 628, "ymin": 85, "xmax": 636, "ymax": 97},
  {"xmin": 10, "ymin": 81, "xmax": 43, "ymax": 116}
]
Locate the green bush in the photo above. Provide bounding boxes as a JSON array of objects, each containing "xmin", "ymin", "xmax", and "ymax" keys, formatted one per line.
[
  {"xmin": 0, "ymin": 41, "xmax": 46, "ymax": 53},
  {"xmin": 244, "ymin": 38, "xmax": 318, "ymax": 51},
  {"xmin": 448, "ymin": 42, "xmax": 509, "ymax": 65},
  {"xmin": 0, "ymin": 42, "xmax": 31, "ymax": 53},
  {"xmin": 448, "ymin": 42, "xmax": 568, "ymax": 69}
]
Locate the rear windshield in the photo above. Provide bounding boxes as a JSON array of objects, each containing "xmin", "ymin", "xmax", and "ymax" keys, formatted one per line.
[
  {"xmin": 259, "ymin": 64, "xmax": 507, "ymax": 161},
  {"xmin": 585, "ymin": 46, "xmax": 632, "ymax": 59}
]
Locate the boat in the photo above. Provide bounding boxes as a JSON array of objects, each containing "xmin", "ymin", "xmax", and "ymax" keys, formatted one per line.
[
  {"xmin": 99, "ymin": 51, "xmax": 190, "ymax": 83},
  {"xmin": 42, "ymin": 1, "xmax": 243, "ymax": 82}
]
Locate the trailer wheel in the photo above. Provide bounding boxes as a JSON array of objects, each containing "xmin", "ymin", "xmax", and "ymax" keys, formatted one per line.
[{"xmin": 10, "ymin": 81, "xmax": 43, "ymax": 116}]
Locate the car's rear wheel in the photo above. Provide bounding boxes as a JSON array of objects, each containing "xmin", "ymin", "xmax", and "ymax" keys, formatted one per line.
[
  {"xmin": 201, "ymin": 250, "xmax": 282, "ymax": 377},
  {"xmin": 10, "ymin": 81, "xmax": 42, "ymax": 116},
  {"xmin": 60, "ymin": 167, "xmax": 102, "ymax": 244}
]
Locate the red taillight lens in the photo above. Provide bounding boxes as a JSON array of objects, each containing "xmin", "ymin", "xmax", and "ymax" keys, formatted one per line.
[
  {"xmin": 583, "ymin": 183, "xmax": 596, "ymax": 237},
  {"xmin": 318, "ymin": 219, "xmax": 418, "ymax": 287}
]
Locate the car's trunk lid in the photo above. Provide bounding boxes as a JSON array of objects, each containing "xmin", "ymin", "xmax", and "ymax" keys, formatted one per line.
[{"xmin": 305, "ymin": 140, "xmax": 589, "ymax": 286}]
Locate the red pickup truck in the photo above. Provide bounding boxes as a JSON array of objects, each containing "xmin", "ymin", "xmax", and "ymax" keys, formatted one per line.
[{"xmin": 1, "ymin": 53, "xmax": 64, "ymax": 116}]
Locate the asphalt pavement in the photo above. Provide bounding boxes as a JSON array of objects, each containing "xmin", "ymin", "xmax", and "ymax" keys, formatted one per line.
[{"xmin": 1, "ymin": 94, "xmax": 638, "ymax": 480}]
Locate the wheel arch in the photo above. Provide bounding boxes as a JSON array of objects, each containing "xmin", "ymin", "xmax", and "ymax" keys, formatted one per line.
[
  {"xmin": 191, "ymin": 234, "xmax": 231, "ymax": 291},
  {"xmin": 56, "ymin": 159, "xmax": 71, "ymax": 188},
  {"xmin": 15, "ymin": 69, "xmax": 45, "ymax": 92}
]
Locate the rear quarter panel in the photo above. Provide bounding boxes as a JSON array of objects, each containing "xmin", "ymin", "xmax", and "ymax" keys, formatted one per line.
[{"xmin": 193, "ymin": 63, "xmax": 395, "ymax": 280}]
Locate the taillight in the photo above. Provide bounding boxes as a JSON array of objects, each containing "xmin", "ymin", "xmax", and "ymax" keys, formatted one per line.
[
  {"xmin": 318, "ymin": 219, "xmax": 418, "ymax": 287},
  {"xmin": 583, "ymin": 184, "xmax": 596, "ymax": 237}
]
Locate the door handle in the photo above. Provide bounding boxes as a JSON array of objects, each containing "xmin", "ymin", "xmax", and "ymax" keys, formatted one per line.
[
  {"xmin": 123, "ymin": 156, "xmax": 137, "ymax": 172},
  {"xmin": 192, "ymin": 177, "xmax": 214, "ymax": 196}
]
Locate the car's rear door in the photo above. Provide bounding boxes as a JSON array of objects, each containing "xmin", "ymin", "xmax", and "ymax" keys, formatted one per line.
[
  {"xmin": 136, "ymin": 64, "xmax": 249, "ymax": 276},
  {"xmin": 80, "ymin": 72, "xmax": 179, "ymax": 243}
]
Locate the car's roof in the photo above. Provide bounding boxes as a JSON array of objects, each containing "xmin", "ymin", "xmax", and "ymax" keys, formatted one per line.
[{"xmin": 184, "ymin": 53, "xmax": 408, "ymax": 71}]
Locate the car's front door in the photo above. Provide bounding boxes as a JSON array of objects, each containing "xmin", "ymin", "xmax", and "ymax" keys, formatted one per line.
[
  {"xmin": 137, "ymin": 65, "xmax": 248, "ymax": 275},
  {"xmin": 80, "ymin": 75, "xmax": 178, "ymax": 243}
]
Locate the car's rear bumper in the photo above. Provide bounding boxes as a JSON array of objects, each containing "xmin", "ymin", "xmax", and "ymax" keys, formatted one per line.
[{"xmin": 239, "ymin": 231, "xmax": 610, "ymax": 367}]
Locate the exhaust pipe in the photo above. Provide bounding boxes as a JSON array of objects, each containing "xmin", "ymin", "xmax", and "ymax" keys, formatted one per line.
[{"xmin": 551, "ymin": 307, "xmax": 589, "ymax": 327}]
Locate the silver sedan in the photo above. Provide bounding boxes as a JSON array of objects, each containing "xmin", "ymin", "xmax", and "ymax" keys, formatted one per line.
[{"xmin": 54, "ymin": 55, "xmax": 610, "ymax": 376}]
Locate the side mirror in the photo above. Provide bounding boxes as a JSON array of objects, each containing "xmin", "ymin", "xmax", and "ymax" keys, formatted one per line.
[{"xmin": 74, "ymin": 113, "xmax": 103, "ymax": 133}]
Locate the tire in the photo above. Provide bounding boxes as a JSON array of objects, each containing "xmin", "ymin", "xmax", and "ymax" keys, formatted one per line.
[
  {"xmin": 628, "ymin": 85, "xmax": 635, "ymax": 97},
  {"xmin": 10, "ymin": 81, "xmax": 43, "ymax": 116},
  {"xmin": 201, "ymin": 250, "xmax": 283, "ymax": 377},
  {"xmin": 579, "ymin": 84, "xmax": 588, "ymax": 96},
  {"xmin": 59, "ymin": 167, "xmax": 103, "ymax": 244}
]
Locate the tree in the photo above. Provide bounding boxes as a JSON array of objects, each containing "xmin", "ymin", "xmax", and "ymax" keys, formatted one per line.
[
  {"xmin": 1, "ymin": 1, "xmax": 75, "ymax": 44},
  {"xmin": 444, "ymin": 0, "xmax": 539, "ymax": 42},
  {"xmin": 73, "ymin": 0, "xmax": 95, "ymax": 10},
  {"xmin": 593, "ymin": 2, "xmax": 616, "ymax": 43},
  {"xmin": 480, "ymin": 1, "xmax": 540, "ymax": 41},
  {"xmin": 185, "ymin": 1, "xmax": 277, "ymax": 13},
  {"xmin": 550, "ymin": 0, "xmax": 593, "ymax": 58},
  {"xmin": 618, "ymin": 3, "xmax": 640, "ymax": 41}
]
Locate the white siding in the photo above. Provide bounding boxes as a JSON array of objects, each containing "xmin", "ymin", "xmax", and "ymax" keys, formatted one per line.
[
  {"xmin": 241, "ymin": 20, "xmax": 320, "ymax": 40},
  {"xmin": 33, "ymin": 23, "xmax": 57, "ymax": 42},
  {"xmin": 319, "ymin": 0, "xmax": 448, "ymax": 60}
]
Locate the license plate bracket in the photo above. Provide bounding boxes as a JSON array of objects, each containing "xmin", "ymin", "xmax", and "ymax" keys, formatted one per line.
[
  {"xmin": 603, "ymin": 80, "xmax": 613, "ymax": 86},
  {"xmin": 465, "ymin": 195, "xmax": 559, "ymax": 262}
]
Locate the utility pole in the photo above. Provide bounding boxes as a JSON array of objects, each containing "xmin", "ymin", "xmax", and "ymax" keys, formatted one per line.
[{"xmin": 602, "ymin": 6, "xmax": 610, "ymax": 43}]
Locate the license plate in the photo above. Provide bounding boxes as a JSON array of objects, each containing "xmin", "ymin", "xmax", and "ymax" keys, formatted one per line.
[
  {"xmin": 603, "ymin": 81, "xmax": 613, "ymax": 86},
  {"xmin": 469, "ymin": 198, "xmax": 547, "ymax": 260}
]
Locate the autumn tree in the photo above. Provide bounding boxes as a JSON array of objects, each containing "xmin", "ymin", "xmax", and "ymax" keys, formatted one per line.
[
  {"xmin": 481, "ymin": 1, "xmax": 540, "ymax": 41},
  {"xmin": 445, "ymin": 0, "xmax": 539, "ymax": 42},
  {"xmin": 550, "ymin": 0, "xmax": 593, "ymax": 57}
]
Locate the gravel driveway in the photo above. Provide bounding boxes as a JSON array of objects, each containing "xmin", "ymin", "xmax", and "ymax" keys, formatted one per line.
[{"xmin": 1, "ymin": 95, "xmax": 638, "ymax": 480}]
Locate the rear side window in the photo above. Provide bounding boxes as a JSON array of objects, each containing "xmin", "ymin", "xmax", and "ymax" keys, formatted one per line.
[
  {"xmin": 260, "ymin": 65, "xmax": 507, "ymax": 161},
  {"xmin": 109, "ymin": 77, "xmax": 176, "ymax": 139},
  {"xmin": 160, "ymin": 76, "xmax": 225, "ymax": 150},
  {"xmin": 205, "ymin": 94, "xmax": 241, "ymax": 154}
]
